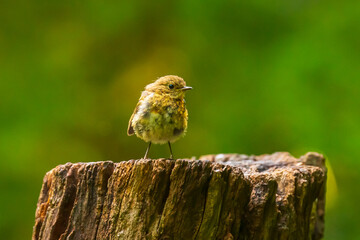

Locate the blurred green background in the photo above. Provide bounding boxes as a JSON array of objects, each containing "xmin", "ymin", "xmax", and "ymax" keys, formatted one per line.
[{"xmin": 1, "ymin": 0, "xmax": 359, "ymax": 239}]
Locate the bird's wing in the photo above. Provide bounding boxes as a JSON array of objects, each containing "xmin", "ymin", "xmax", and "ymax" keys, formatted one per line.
[
  {"xmin": 127, "ymin": 91, "xmax": 149, "ymax": 136},
  {"xmin": 127, "ymin": 109, "xmax": 136, "ymax": 136}
]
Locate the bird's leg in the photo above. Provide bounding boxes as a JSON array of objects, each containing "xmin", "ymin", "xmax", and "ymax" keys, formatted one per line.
[
  {"xmin": 168, "ymin": 141, "xmax": 174, "ymax": 160},
  {"xmin": 144, "ymin": 142, "xmax": 152, "ymax": 159}
]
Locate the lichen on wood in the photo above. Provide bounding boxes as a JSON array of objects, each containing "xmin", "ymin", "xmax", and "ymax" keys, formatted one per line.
[{"xmin": 33, "ymin": 152, "xmax": 326, "ymax": 240}]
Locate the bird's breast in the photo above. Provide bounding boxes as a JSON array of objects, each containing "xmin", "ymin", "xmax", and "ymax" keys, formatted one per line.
[{"xmin": 132, "ymin": 94, "xmax": 188, "ymax": 143}]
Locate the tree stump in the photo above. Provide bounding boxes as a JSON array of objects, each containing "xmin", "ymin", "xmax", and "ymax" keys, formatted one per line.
[{"xmin": 33, "ymin": 152, "xmax": 326, "ymax": 240}]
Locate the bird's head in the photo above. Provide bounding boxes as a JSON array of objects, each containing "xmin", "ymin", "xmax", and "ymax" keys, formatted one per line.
[{"xmin": 145, "ymin": 75, "xmax": 192, "ymax": 98}]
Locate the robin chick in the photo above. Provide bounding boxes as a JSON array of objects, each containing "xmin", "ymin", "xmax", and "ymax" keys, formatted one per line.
[{"xmin": 127, "ymin": 75, "xmax": 192, "ymax": 159}]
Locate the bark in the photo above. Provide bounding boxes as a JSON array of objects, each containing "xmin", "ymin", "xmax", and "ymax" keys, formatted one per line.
[{"xmin": 33, "ymin": 152, "xmax": 326, "ymax": 240}]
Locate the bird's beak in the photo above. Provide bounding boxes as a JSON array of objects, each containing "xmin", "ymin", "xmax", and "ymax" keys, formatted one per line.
[{"xmin": 182, "ymin": 86, "xmax": 192, "ymax": 91}]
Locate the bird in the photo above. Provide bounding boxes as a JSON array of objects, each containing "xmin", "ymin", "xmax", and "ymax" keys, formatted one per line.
[{"xmin": 127, "ymin": 75, "xmax": 192, "ymax": 159}]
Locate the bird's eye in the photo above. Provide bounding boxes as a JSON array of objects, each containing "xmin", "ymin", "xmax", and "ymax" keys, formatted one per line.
[{"xmin": 169, "ymin": 84, "xmax": 174, "ymax": 89}]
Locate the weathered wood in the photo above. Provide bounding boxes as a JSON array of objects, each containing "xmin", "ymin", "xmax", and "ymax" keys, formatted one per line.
[{"xmin": 33, "ymin": 152, "xmax": 326, "ymax": 240}]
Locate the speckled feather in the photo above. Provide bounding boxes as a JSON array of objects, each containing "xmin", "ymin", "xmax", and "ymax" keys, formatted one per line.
[{"xmin": 127, "ymin": 75, "xmax": 190, "ymax": 144}]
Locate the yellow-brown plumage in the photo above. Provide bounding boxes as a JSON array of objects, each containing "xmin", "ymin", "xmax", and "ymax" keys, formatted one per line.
[{"xmin": 127, "ymin": 75, "xmax": 191, "ymax": 159}]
